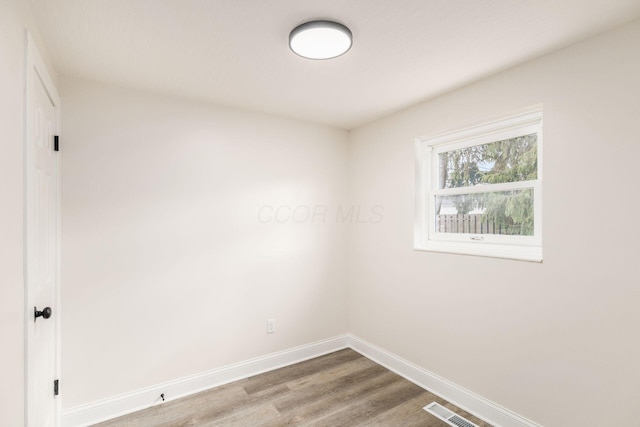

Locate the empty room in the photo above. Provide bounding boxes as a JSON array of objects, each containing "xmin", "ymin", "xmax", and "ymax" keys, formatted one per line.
[{"xmin": 2, "ymin": 0, "xmax": 640, "ymax": 426}]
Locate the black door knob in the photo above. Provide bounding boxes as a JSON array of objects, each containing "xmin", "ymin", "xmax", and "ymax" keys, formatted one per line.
[{"xmin": 34, "ymin": 306, "xmax": 52, "ymax": 322}]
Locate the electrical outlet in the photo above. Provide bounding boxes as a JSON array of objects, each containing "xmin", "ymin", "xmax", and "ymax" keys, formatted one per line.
[{"xmin": 267, "ymin": 319, "xmax": 275, "ymax": 334}]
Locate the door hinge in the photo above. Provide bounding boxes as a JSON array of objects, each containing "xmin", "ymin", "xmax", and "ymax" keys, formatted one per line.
[
  {"xmin": 54, "ymin": 379, "xmax": 59, "ymax": 396},
  {"xmin": 54, "ymin": 135, "xmax": 59, "ymax": 152}
]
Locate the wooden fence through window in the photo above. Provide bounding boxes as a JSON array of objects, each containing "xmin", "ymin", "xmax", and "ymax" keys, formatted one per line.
[{"xmin": 437, "ymin": 214, "xmax": 517, "ymax": 235}]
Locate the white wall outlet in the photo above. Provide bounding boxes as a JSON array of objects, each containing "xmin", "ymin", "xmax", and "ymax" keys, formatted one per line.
[{"xmin": 267, "ymin": 318, "xmax": 275, "ymax": 334}]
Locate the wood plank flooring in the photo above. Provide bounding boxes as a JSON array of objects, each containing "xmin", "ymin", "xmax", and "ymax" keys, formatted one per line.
[{"xmin": 94, "ymin": 349, "xmax": 492, "ymax": 427}]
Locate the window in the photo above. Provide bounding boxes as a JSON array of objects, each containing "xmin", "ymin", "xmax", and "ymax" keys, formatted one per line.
[{"xmin": 415, "ymin": 108, "xmax": 542, "ymax": 261}]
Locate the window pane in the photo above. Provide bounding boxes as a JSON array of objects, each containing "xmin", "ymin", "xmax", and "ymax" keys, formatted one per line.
[
  {"xmin": 435, "ymin": 189, "xmax": 534, "ymax": 236},
  {"xmin": 438, "ymin": 134, "xmax": 537, "ymax": 189}
]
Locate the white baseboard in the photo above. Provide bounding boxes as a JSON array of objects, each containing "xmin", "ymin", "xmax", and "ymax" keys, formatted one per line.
[
  {"xmin": 63, "ymin": 333, "xmax": 540, "ymax": 427},
  {"xmin": 346, "ymin": 334, "xmax": 541, "ymax": 427},
  {"xmin": 62, "ymin": 335, "xmax": 350, "ymax": 427}
]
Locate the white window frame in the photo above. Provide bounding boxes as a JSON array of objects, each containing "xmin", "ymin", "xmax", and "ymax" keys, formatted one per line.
[{"xmin": 414, "ymin": 108, "xmax": 543, "ymax": 262}]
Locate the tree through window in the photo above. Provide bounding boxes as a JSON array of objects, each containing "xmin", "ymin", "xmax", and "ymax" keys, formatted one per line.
[{"xmin": 415, "ymin": 109, "xmax": 542, "ymax": 261}]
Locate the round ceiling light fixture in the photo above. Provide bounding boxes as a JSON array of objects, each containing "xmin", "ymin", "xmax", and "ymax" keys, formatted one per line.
[{"xmin": 289, "ymin": 20, "xmax": 352, "ymax": 60}]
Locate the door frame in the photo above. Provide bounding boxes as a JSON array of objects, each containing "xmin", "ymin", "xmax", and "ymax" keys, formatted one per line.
[{"xmin": 24, "ymin": 31, "xmax": 62, "ymax": 427}]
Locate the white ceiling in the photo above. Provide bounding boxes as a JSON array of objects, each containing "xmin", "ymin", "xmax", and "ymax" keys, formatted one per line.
[{"xmin": 29, "ymin": 0, "xmax": 640, "ymax": 129}]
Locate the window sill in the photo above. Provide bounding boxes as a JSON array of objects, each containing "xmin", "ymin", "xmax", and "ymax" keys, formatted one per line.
[{"xmin": 414, "ymin": 241, "xmax": 542, "ymax": 262}]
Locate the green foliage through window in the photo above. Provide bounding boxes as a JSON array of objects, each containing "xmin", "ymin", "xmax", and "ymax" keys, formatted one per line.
[{"xmin": 436, "ymin": 134, "xmax": 537, "ymax": 235}]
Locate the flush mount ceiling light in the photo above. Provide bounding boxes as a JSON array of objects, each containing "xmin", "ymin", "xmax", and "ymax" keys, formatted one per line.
[{"xmin": 289, "ymin": 20, "xmax": 352, "ymax": 60}]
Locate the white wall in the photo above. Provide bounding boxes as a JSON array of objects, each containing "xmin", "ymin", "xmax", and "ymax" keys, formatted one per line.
[
  {"xmin": 59, "ymin": 78, "xmax": 349, "ymax": 408},
  {"xmin": 348, "ymin": 20, "xmax": 640, "ymax": 427},
  {"xmin": 0, "ymin": 0, "xmax": 55, "ymax": 425}
]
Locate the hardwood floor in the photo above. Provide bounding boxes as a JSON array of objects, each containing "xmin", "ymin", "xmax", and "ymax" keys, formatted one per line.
[{"xmin": 94, "ymin": 349, "xmax": 492, "ymax": 426}]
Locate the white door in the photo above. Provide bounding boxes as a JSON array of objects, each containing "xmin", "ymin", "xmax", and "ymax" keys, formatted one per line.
[{"xmin": 25, "ymin": 33, "xmax": 61, "ymax": 427}]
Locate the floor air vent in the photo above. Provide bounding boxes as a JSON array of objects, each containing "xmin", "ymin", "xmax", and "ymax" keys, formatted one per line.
[{"xmin": 423, "ymin": 402, "xmax": 480, "ymax": 427}]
